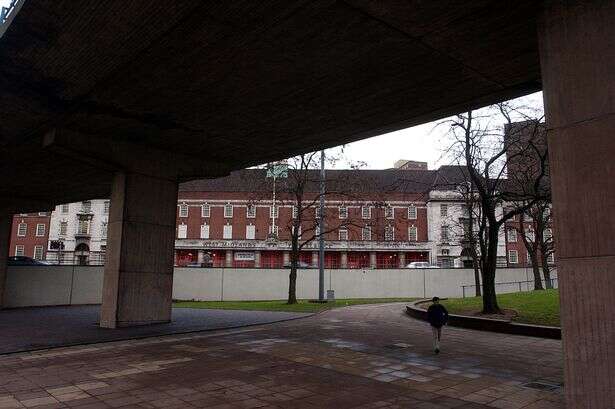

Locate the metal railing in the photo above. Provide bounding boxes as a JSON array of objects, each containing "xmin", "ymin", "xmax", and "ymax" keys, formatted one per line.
[{"xmin": 461, "ymin": 278, "xmax": 558, "ymax": 298}]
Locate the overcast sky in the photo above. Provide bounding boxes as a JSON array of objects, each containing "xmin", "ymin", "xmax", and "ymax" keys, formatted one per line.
[{"xmin": 0, "ymin": 0, "xmax": 543, "ymax": 171}]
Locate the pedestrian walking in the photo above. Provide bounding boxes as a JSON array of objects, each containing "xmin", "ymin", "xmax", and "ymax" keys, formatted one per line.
[{"xmin": 427, "ymin": 296, "xmax": 448, "ymax": 354}]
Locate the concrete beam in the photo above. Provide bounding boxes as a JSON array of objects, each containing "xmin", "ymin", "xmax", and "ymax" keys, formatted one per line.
[
  {"xmin": 43, "ymin": 129, "xmax": 231, "ymax": 181},
  {"xmin": 100, "ymin": 172, "xmax": 178, "ymax": 328},
  {"xmin": 539, "ymin": 1, "xmax": 615, "ymax": 407}
]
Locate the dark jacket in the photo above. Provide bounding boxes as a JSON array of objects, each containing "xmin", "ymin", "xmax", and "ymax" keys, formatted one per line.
[{"xmin": 427, "ymin": 304, "xmax": 449, "ymax": 328}]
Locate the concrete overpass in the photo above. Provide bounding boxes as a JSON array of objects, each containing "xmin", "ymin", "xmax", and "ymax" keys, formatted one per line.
[{"xmin": 0, "ymin": 2, "xmax": 612, "ymax": 406}]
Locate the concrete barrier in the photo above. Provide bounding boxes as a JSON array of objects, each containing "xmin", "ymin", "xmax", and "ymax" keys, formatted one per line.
[{"xmin": 3, "ymin": 266, "xmax": 557, "ymax": 307}]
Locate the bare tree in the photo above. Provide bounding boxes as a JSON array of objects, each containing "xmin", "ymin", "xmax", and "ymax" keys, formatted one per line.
[{"xmin": 441, "ymin": 103, "xmax": 548, "ymax": 313}]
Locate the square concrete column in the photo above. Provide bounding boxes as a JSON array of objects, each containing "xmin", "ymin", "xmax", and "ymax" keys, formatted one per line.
[
  {"xmin": 369, "ymin": 252, "xmax": 377, "ymax": 269},
  {"xmin": 254, "ymin": 251, "xmax": 261, "ymax": 268},
  {"xmin": 225, "ymin": 251, "xmax": 233, "ymax": 268},
  {"xmin": 100, "ymin": 172, "xmax": 178, "ymax": 328},
  {"xmin": 0, "ymin": 214, "xmax": 11, "ymax": 308},
  {"xmin": 312, "ymin": 251, "xmax": 318, "ymax": 267},
  {"xmin": 340, "ymin": 251, "xmax": 348, "ymax": 269},
  {"xmin": 398, "ymin": 252, "xmax": 406, "ymax": 269},
  {"xmin": 282, "ymin": 251, "xmax": 290, "ymax": 266},
  {"xmin": 539, "ymin": 2, "xmax": 615, "ymax": 406},
  {"xmin": 197, "ymin": 249, "xmax": 205, "ymax": 265}
]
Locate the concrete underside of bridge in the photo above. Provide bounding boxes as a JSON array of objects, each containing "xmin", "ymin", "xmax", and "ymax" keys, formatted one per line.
[{"xmin": 0, "ymin": 1, "xmax": 613, "ymax": 406}]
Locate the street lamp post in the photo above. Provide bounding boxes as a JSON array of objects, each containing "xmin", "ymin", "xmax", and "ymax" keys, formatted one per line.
[{"xmin": 318, "ymin": 150, "xmax": 325, "ymax": 301}]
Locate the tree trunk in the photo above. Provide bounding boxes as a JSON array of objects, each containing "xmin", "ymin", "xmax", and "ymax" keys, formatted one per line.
[
  {"xmin": 530, "ymin": 252, "xmax": 544, "ymax": 290},
  {"xmin": 541, "ymin": 254, "xmax": 553, "ymax": 289},
  {"xmin": 287, "ymin": 266, "xmax": 297, "ymax": 304},
  {"xmin": 481, "ymin": 229, "xmax": 501, "ymax": 314}
]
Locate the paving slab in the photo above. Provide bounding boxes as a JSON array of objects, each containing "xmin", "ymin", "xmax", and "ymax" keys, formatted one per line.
[{"xmin": 0, "ymin": 303, "xmax": 564, "ymax": 408}]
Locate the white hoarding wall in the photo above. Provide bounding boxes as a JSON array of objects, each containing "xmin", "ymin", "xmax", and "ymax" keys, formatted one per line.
[{"xmin": 3, "ymin": 266, "xmax": 557, "ymax": 307}]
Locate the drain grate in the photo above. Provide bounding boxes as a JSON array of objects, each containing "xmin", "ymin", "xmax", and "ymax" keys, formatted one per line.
[{"xmin": 522, "ymin": 381, "xmax": 560, "ymax": 391}]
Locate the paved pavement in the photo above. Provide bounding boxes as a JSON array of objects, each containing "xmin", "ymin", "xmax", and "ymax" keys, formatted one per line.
[
  {"xmin": 0, "ymin": 306, "xmax": 310, "ymax": 354},
  {"xmin": 0, "ymin": 303, "xmax": 564, "ymax": 408}
]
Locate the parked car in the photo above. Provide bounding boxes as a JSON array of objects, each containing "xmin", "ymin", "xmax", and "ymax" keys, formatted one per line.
[
  {"xmin": 405, "ymin": 261, "xmax": 439, "ymax": 269},
  {"xmin": 283, "ymin": 261, "xmax": 311, "ymax": 268},
  {"xmin": 7, "ymin": 256, "xmax": 50, "ymax": 266}
]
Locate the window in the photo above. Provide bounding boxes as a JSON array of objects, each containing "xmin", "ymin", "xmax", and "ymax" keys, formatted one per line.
[
  {"xmin": 177, "ymin": 224, "xmax": 187, "ymax": 239},
  {"xmin": 440, "ymin": 204, "xmax": 448, "ymax": 217},
  {"xmin": 315, "ymin": 206, "xmax": 320, "ymax": 218},
  {"xmin": 82, "ymin": 201, "xmax": 91, "ymax": 213},
  {"xmin": 508, "ymin": 228, "xmax": 517, "ymax": 243},
  {"xmin": 77, "ymin": 220, "xmax": 89, "ymax": 235},
  {"xmin": 268, "ymin": 225, "xmax": 278, "ymax": 237},
  {"xmin": 547, "ymin": 253, "xmax": 555, "ymax": 264},
  {"xmin": 200, "ymin": 224, "xmax": 210, "ymax": 239},
  {"xmin": 408, "ymin": 205, "xmax": 417, "ymax": 220},
  {"xmin": 292, "ymin": 224, "xmax": 301, "ymax": 239},
  {"xmin": 246, "ymin": 224, "xmax": 256, "ymax": 240},
  {"xmin": 223, "ymin": 224, "xmax": 233, "ymax": 239},
  {"xmin": 408, "ymin": 226, "xmax": 418, "ymax": 242},
  {"xmin": 59, "ymin": 221, "xmax": 68, "ymax": 236},
  {"xmin": 38, "ymin": 212, "xmax": 47, "ymax": 216},
  {"xmin": 338, "ymin": 229, "xmax": 348, "ymax": 241},
  {"xmin": 442, "ymin": 249, "xmax": 450, "ymax": 256},
  {"xmin": 362, "ymin": 225, "xmax": 371, "ymax": 241},
  {"xmin": 362, "ymin": 206, "xmax": 371, "ymax": 219},
  {"xmin": 224, "ymin": 203, "xmax": 233, "ymax": 218},
  {"xmin": 179, "ymin": 203, "xmax": 189, "ymax": 218},
  {"xmin": 544, "ymin": 228, "xmax": 553, "ymax": 241},
  {"xmin": 526, "ymin": 226, "xmax": 535, "ymax": 242},
  {"xmin": 17, "ymin": 222, "xmax": 27, "ymax": 237},
  {"xmin": 508, "ymin": 250, "xmax": 519, "ymax": 264},
  {"xmin": 269, "ymin": 205, "xmax": 278, "ymax": 219},
  {"xmin": 36, "ymin": 223, "xmax": 45, "ymax": 237},
  {"xmin": 99, "ymin": 246, "xmax": 106, "ymax": 265},
  {"xmin": 246, "ymin": 204, "xmax": 256, "ymax": 218},
  {"xmin": 339, "ymin": 206, "xmax": 348, "ymax": 219},
  {"xmin": 101, "ymin": 221, "xmax": 107, "ymax": 238},
  {"xmin": 61, "ymin": 204, "xmax": 69, "ymax": 213},
  {"xmin": 385, "ymin": 225, "xmax": 394, "ymax": 241},
  {"xmin": 33, "ymin": 245, "xmax": 43, "ymax": 260},
  {"xmin": 104, "ymin": 201, "xmax": 110, "ymax": 214},
  {"xmin": 385, "ymin": 205, "xmax": 394, "ymax": 219},
  {"xmin": 201, "ymin": 203, "xmax": 211, "ymax": 218},
  {"xmin": 440, "ymin": 225, "xmax": 449, "ymax": 242},
  {"xmin": 291, "ymin": 205, "xmax": 298, "ymax": 219},
  {"xmin": 15, "ymin": 245, "xmax": 24, "ymax": 256}
]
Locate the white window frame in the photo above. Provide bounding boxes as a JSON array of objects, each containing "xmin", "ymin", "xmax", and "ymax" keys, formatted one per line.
[
  {"xmin": 508, "ymin": 250, "xmax": 519, "ymax": 264},
  {"xmin": 408, "ymin": 226, "xmax": 418, "ymax": 242},
  {"xmin": 101, "ymin": 221, "xmax": 107, "ymax": 238},
  {"xmin": 268, "ymin": 225, "xmax": 278, "ymax": 237},
  {"xmin": 338, "ymin": 206, "xmax": 348, "ymax": 219},
  {"xmin": 200, "ymin": 223, "xmax": 210, "ymax": 239},
  {"xmin": 440, "ymin": 204, "xmax": 448, "ymax": 217},
  {"xmin": 15, "ymin": 245, "xmax": 25, "ymax": 256},
  {"xmin": 246, "ymin": 204, "xmax": 256, "ymax": 218},
  {"xmin": 77, "ymin": 220, "xmax": 90, "ymax": 235},
  {"xmin": 246, "ymin": 224, "xmax": 256, "ymax": 240},
  {"xmin": 179, "ymin": 203, "xmax": 189, "ymax": 218},
  {"xmin": 177, "ymin": 224, "xmax": 187, "ymax": 239},
  {"xmin": 508, "ymin": 228, "xmax": 517, "ymax": 243},
  {"xmin": 441, "ymin": 225, "xmax": 449, "ymax": 242},
  {"xmin": 385, "ymin": 205, "xmax": 394, "ymax": 219},
  {"xmin": 61, "ymin": 204, "xmax": 69, "ymax": 213},
  {"xmin": 385, "ymin": 225, "xmax": 394, "ymax": 241},
  {"xmin": 408, "ymin": 205, "xmax": 417, "ymax": 220},
  {"xmin": 544, "ymin": 228, "xmax": 553, "ymax": 241},
  {"xmin": 526, "ymin": 226, "xmax": 535, "ymax": 242},
  {"xmin": 223, "ymin": 224, "xmax": 233, "ymax": 239},
  {"xmin": 269, "ymin": 205, "xmax": 278, "ymax": 219},
  {"xmin": 36, "ymin": 223, "xmax": 45, "ymax": 237},
  {"xmin": 547, "ymin": 252, "xmax": 555, "ymax": 264},
  {"xmin": 104, "ymin": 201, "xmax": 110, "ymax": 214},
  {"xmin": 362, "ymin": 225, "xmax": 371, "ymax": 241},
  {"xmin": 33, "ymin": 245, "xmax": 44, "ymax": 260},
  {"xmin": 292, "ymin": 224, "xmax": 302, "ymax": 239},
  {"xmin": 224, "ymin": 203, "xmax": 233, "ymax": 218},
  {"xmin": 361, "ymin": 206, "xmax": 371, "ymax": 219},
  {"xmin": 201, "ymin": 203, "xmax": 211, "ymax": 218},
  {"xmin": 17, "ymin": 222, "xmax": 27, "ymax": 237},
  {"xmin": 338, "ymin": 228, "xmax": 348, "ymax": 241},
  {"xmin": 82, "ymin": 201, "xmax": 92, "ymax": 213},
  {"xmin": 59, "ymin": 221, "xmax": 68, "ymax": 236}
]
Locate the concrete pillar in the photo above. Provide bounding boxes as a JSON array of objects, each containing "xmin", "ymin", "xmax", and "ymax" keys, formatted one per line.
[
  {"xmin": 340, "ymin": 251, "xmax": 348, "ymax": 269},
  {"xmin": 173, "ymin": 250, "xmax": 178, "ymax": 266},
  {"xmin": 0, "ymin": 214, "xmax": 11, "ymax": 308},
  {"xmin": 369, "ymin": 251, "xmax": 377, "ymax": 269},
  {"xmin": 539, "ymin": 3, "xmax": 615, "ymax": 406},
  {"xmin": 254, "ymin": 251, "xmax": 261, "ymax": 268},
  {"xmin": 100, "ymin": 172, "xmax": 178, "ymax": 328},
  {"xmin": 312, "ymin": 251, "xmax": 319, "ymax": 267},
  {"xmin": 225, "ymin": 250, "xmax": 233, "ymax": 268},
  {"xmin": 398, "ymin": 252, "xmax": 406, "ymax": 269},
  {"xmin": 282, "ymin": 251, "xmax": 290, "ymax": 266},
  {"xmin": 197, "ymin": 249, "xmax": 205, "ymax": 265}
]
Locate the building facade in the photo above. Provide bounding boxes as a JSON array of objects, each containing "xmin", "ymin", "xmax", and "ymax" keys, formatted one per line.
[{"xmin": 8, "ymin": 213, "xmax": 50, "ymax": 260}]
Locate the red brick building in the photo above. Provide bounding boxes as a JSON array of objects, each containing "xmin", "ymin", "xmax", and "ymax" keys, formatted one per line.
[{"xmin": 8, "ymin": 213, "xmax": 51, "ymax": 261}]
